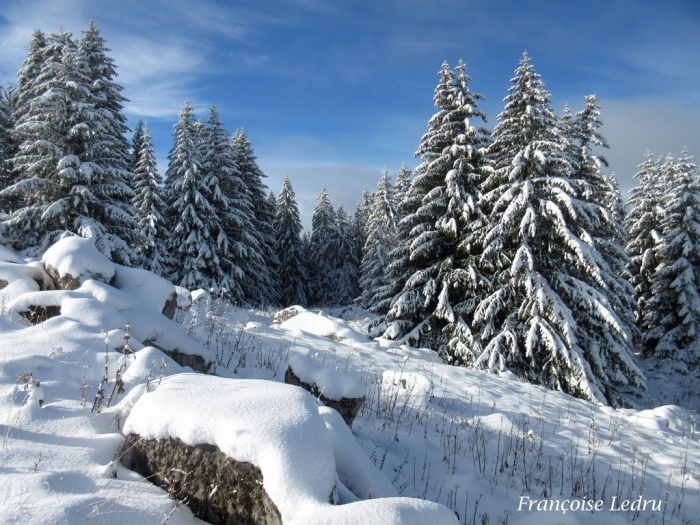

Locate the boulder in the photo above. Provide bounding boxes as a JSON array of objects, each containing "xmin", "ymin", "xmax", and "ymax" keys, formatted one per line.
[
  {"xmin": 42, "ymin": 237, "xmax": 116, "ymax": 290},
  {"xmin": 272, "ymin": 305, "xmax": 303, "ymax": 325},
  {"xmin": 142, "ymin": 339, "xmax": 211, "ymax": 373},
  {"xmin": 120, "ymin": 434, "xmax": 282, "ymax": 525},
  {"xmin": 285, "ymin": 362, "xmax": 365, "ymax": 427}
]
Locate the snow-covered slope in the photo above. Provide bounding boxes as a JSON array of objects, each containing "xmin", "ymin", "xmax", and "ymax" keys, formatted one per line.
[{"xmin": 0, "ymin": 239, "xmax": 698, "ymax": 524}]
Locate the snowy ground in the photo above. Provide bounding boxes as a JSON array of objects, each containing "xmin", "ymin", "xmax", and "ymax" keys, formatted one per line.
[{"xmin": 0, "ymin": 238, "xmax": 698, "ymax": 524}]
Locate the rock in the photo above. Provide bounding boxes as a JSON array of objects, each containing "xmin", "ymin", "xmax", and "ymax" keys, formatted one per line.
[
  {"xmin": 161, "ymin": 291, "xmax": 178, "ymax": 319},
  {"xmin": 20, "ymin": 304, "xmax": 61, "ymax": 324},
  {"xmin": 42, "ymin": 237, "xmax": 116, "ymax": 290},
  {"xmin": 0, "ymin": 279, "xmax": 7, "ymax": 291},
  {"xmin": 272, "ymin": 306, "xmax": 302, "ymax": 325},
  {"xmin": 285, "ymin": 366, "xmax": 365, "ymax": 427},
  {"xmin": 120, "ymin": 434, "xmax": 282, "ymax": 525},
  {"xmin": 142, "ymin": 339, "xmax": 211, "ymax": 373}
]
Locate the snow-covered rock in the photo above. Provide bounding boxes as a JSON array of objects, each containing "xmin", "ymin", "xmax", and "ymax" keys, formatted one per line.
[
  {"xmin": 285, "ymin": 353, "xmax": 366, "ymax": 426},
  {"xmin": 123, "ymin": 374, "xmax": 336, "ymax": 523},
  {"xmin": 42, "ymin": 236, "xmax": 116, "ymax": 290}
]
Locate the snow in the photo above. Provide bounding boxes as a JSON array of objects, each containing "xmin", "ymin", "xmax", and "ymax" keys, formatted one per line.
[
  {"xmin": 42, "ymin": 235, "xmax": 116, "ymax": 285},
  {"xmin": 1, "ymin": 238, "xmax": 699, "ymax": 525},
  {"xmin": 288, "ymin": 352, "xmax": 366, "ymax": 400},
  {"xmin": 124, "ymin": 373, "xmax": 336, "ymax": 523}
]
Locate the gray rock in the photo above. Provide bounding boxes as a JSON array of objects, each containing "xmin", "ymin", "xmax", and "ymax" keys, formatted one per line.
[
  {"xmin": 272, "ymin": 306, "xmax": 301, "ymax": 325},
  {"xmin": 161, "ymin": 291, "xmax": 178, "ymax": 319},
  {"xmin": 120, "ymin": 434, "xmax": 282, "ymax": 525},
  {"xmin": 43, "ymin": 263, "xmax": 114, "ymax": 291},
  {"xmin": 142, "ymin": 339, "xmax": 211, "ymax": 373},
  {"xmin": 0, "ymin": 279, "xmax": 7, "ymax": 291},
  {"xmin": 284, "ymin": 366, "xmax": 364, "ymax": 427}
]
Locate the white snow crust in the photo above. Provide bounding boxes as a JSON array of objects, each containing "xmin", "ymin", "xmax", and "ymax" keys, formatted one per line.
[
  {"xmin": 123, "ymin": 373, "xmax": 337, "ymax": 523},
  {"xmin": 42, "ymin": 236, "xmax": 116, "ymax": 284},
  {"xmin": 288, "ymin": 352, "xmax": 366, "ymax": 400}
]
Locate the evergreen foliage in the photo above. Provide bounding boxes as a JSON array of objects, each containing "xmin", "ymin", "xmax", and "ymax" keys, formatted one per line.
[
  {"xmin": 358, "ymin": 168, "xmax": 398, "ymax": 311},
  {"xmin": 1, "ymin": 26, "xmax": 137, "ymax": 263},
  {"xmin": 333, "ymin": 202, "xmax": 360, "ymax": 304},
  {"xmin": 378, "ymin": 60, "xmax": 490, "ymax": 353},
  {"xmin": 231, "ymin": 130, "xmax": 279, "ymax": 306},
  {"xmin": 274, "ymin": 175, "xmax": 307, "ymax": 306},
  {"xmin": 132, "ymin": 122, "xmax": 167, "ymax": 276},
  {"xmin": 308, "ymin": 187, "xmax": 337, "ymax": 306},
  {"xmin": 642, "ymin": 150, "xmax": 700, "ymax": 367},
  {"xmin": 164, "ymin": 100, "xmax": 234, "ymax": 294},
  {"xmin": 473, "ymin": 53, "xmax": 644, "ymax": 404}
]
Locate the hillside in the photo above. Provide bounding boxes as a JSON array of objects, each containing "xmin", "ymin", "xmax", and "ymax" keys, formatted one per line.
[{"xmin": 0, "ymin": 237, "xmax": 697, "ymax": 524}]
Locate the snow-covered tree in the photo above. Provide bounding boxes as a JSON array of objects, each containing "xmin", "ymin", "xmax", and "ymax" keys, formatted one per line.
[
  {"xmin": 201, "ymin": 106, "xmax": 259, "ymax": 304},
  {"xmin": 332, "ymin": 202, "xmax": 360, "ymax": 304},
  {"xmin": 132, "ymin": 123, "xmax": 167, "ymax": 276},
  {"xmin": 231, "ymin": 129, "xmax": 279, "ymax": 306},
  {"xmin": 164, "ymin": 100, "xmax": 233, "ymax": 294},
  {"xmin": 358, "ymin": 168, "xmax": 397, "ymax": 311},
  {"xmin": 473, "ymin": 53, "xmax": 644, "ymax": 404},
  {"xmin": 1, "ymin": 27, "xmax": 136, "ymax": 263},
  {"xmin": 642, "ymin": 150, "xmax": 700, "ymax": 366},
  {"xmin": 0, "ymin": 85, "xmax": 16, "ymax": 212},
  {"xmin": 624, "ymin": 153, "xmax": 666, "ymax": 327},
  {"xmin": 308, "ymin": 187, "xmax": 338, "ymax": 306},
  {"xmin": 378, "ymin": 60, "xmax": 490, "ymax": 353},
  {"xmin": 274, "ymin": 175, "xmax": 307, "ymax": 306},
  {"xmin": 393, "ymin": 162, "xmax": 412, "ymax": 217}
]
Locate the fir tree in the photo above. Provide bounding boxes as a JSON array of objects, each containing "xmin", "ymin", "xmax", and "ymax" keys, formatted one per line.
[
  {"xmin": 359, "ymin": 168, "xmax": 398, "ymax": 311},
  {"xmin": 1, "ymin": 28, "xmax": 135, "ymax": 262},
  {"xmin": 625, "ymin": 152, "xmax": 666, "ymax": 328},
  {"xmin": 379, "ymin": 60, "xmax": 490, "ymax": 353},
  {"xmin": 333, "ymin": 202, "xmax": 360, "ymax": 304},
  {"xmin": 274, "ymin": 175, "xmax": 307, "ymax": 306},
  {"xmin": 164, "ymin": 100, "xmax": 233, "ymax": 293},
  {"xmin": 132, "ymin": 123, "xmax": 167, "ymax": 276},
  {"xmin": 202, "ymin": 106, "xmax": 258, "ymax": 304},
  {"xmin": 0, "ymin": 86, "xmax": 16, "ymax": 213},
  {"xmin": 231, "ymin": 129, "xmax": 279, "ymax": 306},
  {"xmin": 643, "ymin": 150, "xmax": 700, "ymax": 366},
  {"xmin": 308, "ymin": 187, "xmax": 337, "ymax": 306},
  {"xmin": 474, "ymin": 52, "xmax": 644, "ymax": 404}
]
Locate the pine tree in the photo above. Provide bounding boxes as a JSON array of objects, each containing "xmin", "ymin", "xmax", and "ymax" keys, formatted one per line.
[
  {"xmin": 643, "ymin": 150, "xmax": 700, "ymax": 367},
  {"xmin": 132, "ymin": 123, "xmax": 167, "ymax": 276},
  {"xmin": 231, "ymin": 129, "xmax": 279, "ymax": 306},
  {"xmin": 131, "ymin": 119, "xmax": 145, "ymax": 172},
  {"xmin": 394, "ymin": 162, "xmax": 412, "ymax": 215},
  {"xmin": 358, "ymin": 168, "xmax": 398, "ymax": 311},
  {"xmin": 474, "ymin": 52, "xmax": 644, "ymax": 404},
  {"xmin": 308, "ymin": 187, "xmax": 338, "ymax": 306},
  {"xmin": 379, "ymin": 60, "xmax": 490, "ymax": 353},
  {"xmin": 274, "ymin": 175, "xmax": 307, "ymax": 306},
  {"xmin": 164, "ymin": 100, "xmax": 233, "ymax": 293}
]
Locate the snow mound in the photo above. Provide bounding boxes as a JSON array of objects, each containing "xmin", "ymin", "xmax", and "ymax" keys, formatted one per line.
[
  {"xmin": 0, "ymin": 244, "xmax": 25, "ymax": 264},
  {"xmin": 42, "ymin": 236, "xmax": 116, "ymax": 287},
  {"xmin": 279, "ymin": 307, "xmax": 367, "ymax": 344},
  {"xmin": 288, "ymin": 352, "xmax": 366, "ymax": 400},
  {"xmin": 289, "ymin": 497, "xmax": 459, "ymax": 525},
  {"xmin": 123, "ymin": 373, "xmax": 336, "ymax": 523}
]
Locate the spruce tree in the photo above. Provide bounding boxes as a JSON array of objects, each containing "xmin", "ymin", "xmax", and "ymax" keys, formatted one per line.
[
  {"xmin": 274, "ymin": 175, "xmax": 307, "ymax": 306},
  {"xmin": 164, "ymin": 100, "xmax": 233, "ymax": 294},
  {"xmin": 474, "ymin": 52, "xmax": 644, "ymax": 404},
  {"xmin": 379, "ymin": 60, "xmax": 490, "ymax": 353},
  {"xmin": 625, "ymin": 153, "xmax": 666, "ymax": 328},
  {"xmin": 358, "ymin": 168, "xmax": 398, "ymax": 311},
  {"xmin": 231, "ymin": 129, "xmax": 279, "ymax": 306},
  {"xmin": 308, "ymin": 187, "xmax": 338, "ymax": 305},
  {"xmin": 201, "ymin": 106, "xmax": 259, "ymax": 304},
  {"xmin": 132, "ymin": 123, "xmax": 167, "ymax": 276},
  {"xmin": 643, "ymin": 150, "xmax": 700, "ymax": 366},
  {"xmin": 0, "ymin": 86, "xmax": 16, "ymax": 213},
  {"xmin": 333, "ymin": 202, "xmax": 360, "ymax": 305}
]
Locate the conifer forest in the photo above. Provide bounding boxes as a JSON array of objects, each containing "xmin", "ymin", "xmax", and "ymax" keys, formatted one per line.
[{"xmin": 2, "ymin": 23, "xmax": 699, "ymax": 410}]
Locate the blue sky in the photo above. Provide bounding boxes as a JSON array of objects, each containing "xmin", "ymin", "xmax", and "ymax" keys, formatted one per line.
[{"xmin": 1, "ymin": 0, "xmax": 698, "ymax": 228}]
